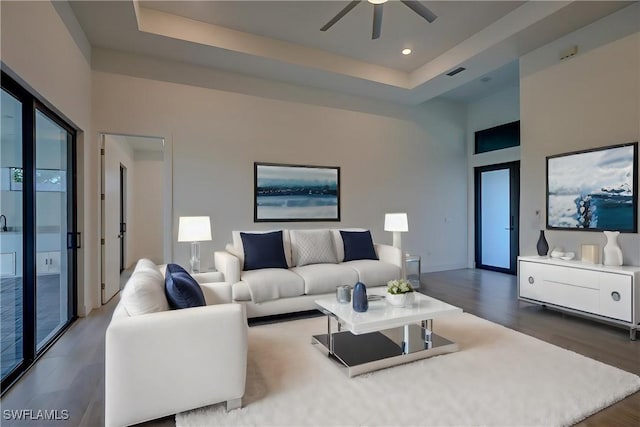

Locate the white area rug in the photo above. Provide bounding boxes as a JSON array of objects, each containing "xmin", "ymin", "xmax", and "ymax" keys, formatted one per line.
[{"xmin": 176, "ymin": 313, "xmax": 640, "ymax": 426}]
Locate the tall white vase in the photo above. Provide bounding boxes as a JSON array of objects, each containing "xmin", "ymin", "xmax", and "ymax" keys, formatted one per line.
[{"xmin": 603, "ymin": 231, "xmax": 623, "ymax": 266}]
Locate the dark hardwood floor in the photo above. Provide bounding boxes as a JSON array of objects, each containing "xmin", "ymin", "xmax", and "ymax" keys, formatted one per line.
[{"xmin": 1, "ymin": 268, "xmax": 638, "ymax": 426}]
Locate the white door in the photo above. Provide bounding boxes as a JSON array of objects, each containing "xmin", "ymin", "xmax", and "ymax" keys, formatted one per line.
[{"xmin": 102, "ymin": 135, "xmax": 132, "ymax": 303}]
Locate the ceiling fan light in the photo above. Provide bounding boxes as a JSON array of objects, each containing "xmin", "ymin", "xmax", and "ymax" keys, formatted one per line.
[
  {"xmin": 368, "ymin": 0, "xmax": 388, "ymax": 4},
  {"xmin": 402, "ymin": 48, "xmax": 412, "ymax": 55}
]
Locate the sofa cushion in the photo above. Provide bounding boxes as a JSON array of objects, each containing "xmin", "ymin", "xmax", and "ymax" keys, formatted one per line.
[
  {"xmin": 241, "ymin": 268, "xmax": 305, "ymax": 303},
  {"xmin": 232, "ymin": 281, "xmax": 252, "ymax": 302},
  {"xmin": 121, "ymin": 266, "xmax": 169, "ymax": 316},
  {"xmin": 340, "ymin": 230, "xmax": 378, "ymax": 262},
  {"xmin": 233, "ymin": 230, "xmax": 293, "ymax": 268},
  {"xmin": 290, "ymin": 229, "xmax": 337, "ymax": 267},
  {"xmin": 342, "ymin": 260, "xmax": 401, "ymax": 287},
  {"xmin": 241, "ymin": 231, "xmax": 289, "ymax": 271},
  {"xmin": 164, "ymin": 263, "xmax": 206, "ymax": 309},
  {"xmin": 292, "ymin": 263, "xmax": 359, "ymax": 295}
]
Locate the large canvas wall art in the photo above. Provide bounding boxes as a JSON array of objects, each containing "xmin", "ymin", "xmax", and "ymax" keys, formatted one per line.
[
  {"xmin": 546, "ymin": 142, "xmax": 638, "ymax": 232},
  {"xmin": 254, "ymin": 163, "xmax": 340, "ymax": 222}
]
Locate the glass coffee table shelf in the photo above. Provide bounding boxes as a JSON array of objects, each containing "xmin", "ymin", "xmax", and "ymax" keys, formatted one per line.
[{"xmin": 312, "ymin": 292, "xmax": 462, "ymax": 377}]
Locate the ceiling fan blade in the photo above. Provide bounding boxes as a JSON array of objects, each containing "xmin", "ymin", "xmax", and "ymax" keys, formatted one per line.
[
  {"xmin": 321, "ymin": 0, "xmax": 361, "ymax": 32},
  {"xmin": 372, "ymin": 4, "xmax": 383, "ymax": 39},
  {"xmin": 401, "ymin": 0, "xmax": 437, "ymax": 23}
]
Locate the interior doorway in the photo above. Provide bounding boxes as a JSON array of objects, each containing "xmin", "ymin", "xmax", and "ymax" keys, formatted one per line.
[
  {"xmin": 100, "ymin": 134, "xmax": 168, "ymax": 304},
  {"xmin": 474, "ymin": 161, "xmax": 520, "ymax": 274}
]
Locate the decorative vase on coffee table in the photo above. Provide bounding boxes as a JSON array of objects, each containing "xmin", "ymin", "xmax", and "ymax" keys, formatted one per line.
[
  {"xmin": 352, "ymin": 282, "xmax": 368, "ymax": 312},
  {"xmin": 603, "ymin": 231, "xmax": 623, "ymax": 266}
]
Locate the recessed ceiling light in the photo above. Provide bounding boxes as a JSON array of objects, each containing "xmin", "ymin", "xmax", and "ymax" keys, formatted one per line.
[
  {"xmin": 480, "ymin": 77, "xmax": 492, "ymax": 83},
  {"xmin": 368, "ymin": 0, "xmax": 388, "ymax": 4},
  {"xmin": 402, "ymin": 48, "xmax": 412, "ymax": 55}
]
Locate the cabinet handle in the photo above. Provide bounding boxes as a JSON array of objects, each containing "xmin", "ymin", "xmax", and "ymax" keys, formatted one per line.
[
  {"xmin": 611, "ymin": 291, "xmax": 621, "ymax": 302},
  {"xmin": 528, "ymin": 276, "xmax": 534, "ymax": 284}
]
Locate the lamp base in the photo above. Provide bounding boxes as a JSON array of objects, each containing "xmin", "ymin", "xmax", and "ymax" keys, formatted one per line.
[
  {"xmin": 190, "ymin": 241, "xmax": 201, "ymax": 274},
  {"xmin": 392, "ymin": 232, "xmax": 406, "ymax": 280}
]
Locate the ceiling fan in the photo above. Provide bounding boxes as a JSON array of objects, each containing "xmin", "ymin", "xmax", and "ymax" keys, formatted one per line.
[{"xmin": 320, "ymin": 0, "xmax": 437, "ymax": 40}]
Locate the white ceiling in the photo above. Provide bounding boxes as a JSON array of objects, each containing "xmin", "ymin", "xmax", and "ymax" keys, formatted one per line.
[
  {"xmin": 69, "ymin": 1, "xmax": 635, "ymax": 104},
  {"xmin": 141, "ymin": 1, "xmax": 524, "ymax": 72}
]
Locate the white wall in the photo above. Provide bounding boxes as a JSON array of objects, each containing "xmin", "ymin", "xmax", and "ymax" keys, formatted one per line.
[
  {"xmin": 92, "ymin": 51, "xmax": 469, "ymax": 273},
  {"xmin": 132, "ymin": 150, "xmax": 164, "ymax": 264},
  {"xmin": 465, "ymin": 85, "xmax": 520, "ymax": 267},
  {"xmin": 520, "ymin": 4, "xmax": 640, "ymax": 265},
  {"xmin": 1, "ymin": 0, "xmax": 97, "ymax": 315}
]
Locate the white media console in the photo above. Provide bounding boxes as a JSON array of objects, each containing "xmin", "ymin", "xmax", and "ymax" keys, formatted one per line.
[{"xmin": 518, "ymin": 256, "xmax": 640, "ymax": 340}]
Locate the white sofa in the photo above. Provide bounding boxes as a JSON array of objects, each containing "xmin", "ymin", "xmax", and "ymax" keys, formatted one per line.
[
  {"xmin": 105, "ymin": 259, "xmax": 247, "ymax": 427},
  {"xmin": 214, "ymin": 229, "xmax": 402, "ymax": 318}
]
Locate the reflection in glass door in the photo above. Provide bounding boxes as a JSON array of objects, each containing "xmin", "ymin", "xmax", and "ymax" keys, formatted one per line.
[
  {"xmin": 35, "ymin": 110, "xmax": 72, "ymax": 349},
  {"xmin": 1, "ymin": 72, "xmax": 76, "ymax": 393},
  {"xmin": 0, "ymin": 88, "xmax": 24, "ymax": 380},
  {"xmin": 481, "ymin": 169, "xmax": 510, "ymax": 269}
]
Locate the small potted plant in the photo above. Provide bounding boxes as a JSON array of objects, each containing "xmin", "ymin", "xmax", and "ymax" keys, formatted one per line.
[{"xmin": 386, "ymin": 279, "xmax": 415, "ymax": 307}]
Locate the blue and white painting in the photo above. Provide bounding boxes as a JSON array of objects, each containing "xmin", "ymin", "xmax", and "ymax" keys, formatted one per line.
[
  {"xmin": 547, "ymin": 144, "xmax": 636, "ymax": 231},
  {"xmin": 255, "ymin": 163, "xmax": 340, "ymax": 222}
]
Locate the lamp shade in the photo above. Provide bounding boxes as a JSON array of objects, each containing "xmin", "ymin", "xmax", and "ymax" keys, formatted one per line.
[
  {"xmin": 384, "ymin": 213, "xmax": 408, "ymax": 232},
  {"xmin": 178, "ymin": 216, "xmax": 212, "ymax": 242}
]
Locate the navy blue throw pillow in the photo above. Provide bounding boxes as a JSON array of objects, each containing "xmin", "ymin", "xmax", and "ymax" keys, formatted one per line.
[
  {"xmin": 165, "ymin": 263, "xmax": 206, "ymax": 309},
  {"xmin": 241, "ymin": 231, "xmax": 288, "ymax": 271},
  {"xmin": 341, "ymin": 230, "xmax": 379, "ymax": 262}
]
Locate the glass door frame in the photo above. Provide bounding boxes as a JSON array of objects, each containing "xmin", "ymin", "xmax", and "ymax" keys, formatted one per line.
[
  {"xmin": 1, "ymin": 71, "xmax": 77, "ymax": 394},
  {"xmin": 474, "ymin": 161, "xmax": 520, "ymax": 275}
]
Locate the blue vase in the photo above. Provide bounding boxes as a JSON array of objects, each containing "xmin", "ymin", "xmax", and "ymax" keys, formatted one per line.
[{"xmin": 352, "ymin": 282, "xmax": 368, "ymax": 312}]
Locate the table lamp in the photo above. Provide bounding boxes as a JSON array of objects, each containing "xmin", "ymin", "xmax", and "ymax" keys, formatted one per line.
[
  {"xmin": 178, "ymin": 216, "xmax": 212, "ymax": 274},
  {"xmin": 385, "ymin": 213, "xmax": 408, "ymax": 279}
]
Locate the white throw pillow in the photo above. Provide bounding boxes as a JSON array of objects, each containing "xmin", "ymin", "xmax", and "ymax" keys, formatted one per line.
[
  {"xmin": 121, "ymin": 268, "xmax": 169, "ymax": 316},
  {"xmin": 291, "ymin": 229, "xmax": 337, "ymax": 267}
]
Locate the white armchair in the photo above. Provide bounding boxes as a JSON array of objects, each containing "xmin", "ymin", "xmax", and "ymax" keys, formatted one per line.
[{"xmin": 105, "ymin": 261, "xmax": 247, "ymax": 427}]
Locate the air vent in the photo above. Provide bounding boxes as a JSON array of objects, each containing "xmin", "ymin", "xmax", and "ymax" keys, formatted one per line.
[
  {"xmin": 559, "ymin": 45, "xmax": 578, "ymax": 61},
  {"xmin": 446, "ymin": 67, "xmax": 466, "ymax": 77}
]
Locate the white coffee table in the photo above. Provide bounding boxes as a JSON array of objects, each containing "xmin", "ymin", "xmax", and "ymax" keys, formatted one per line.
[{"xmin": 312, "ymin": 291, "xmax": 463, "ymax": 377}]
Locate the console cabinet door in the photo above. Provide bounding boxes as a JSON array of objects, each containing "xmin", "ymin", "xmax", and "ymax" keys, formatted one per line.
[
  {"xmin": 598, "ymin": 273, "xmax": 632, "ymax": 322},
  {"xmin": 519, "ymin": 261, "xmax": 599, "ymax": 313},
  {"xmin": 519, "ymin": 261, "xmax": 543, "ymax": 301}
]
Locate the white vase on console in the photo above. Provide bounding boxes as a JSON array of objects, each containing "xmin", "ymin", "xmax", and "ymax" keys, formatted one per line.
[{"xmin": 603, "ymin": 231, "xmax": 623, "ymax": 266}]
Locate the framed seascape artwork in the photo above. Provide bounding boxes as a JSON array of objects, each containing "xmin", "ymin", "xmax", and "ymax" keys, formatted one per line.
[
  {"xmin": 546, "ymin": 142, "xmax": 638, "ymax": 232},
  {"xmin": 254, "ymin": 162, "xmax": 340, "ymax": 222}
]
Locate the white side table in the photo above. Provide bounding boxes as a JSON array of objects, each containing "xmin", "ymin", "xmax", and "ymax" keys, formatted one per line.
[{"xmin": 406, "ymin": 254, "xmax": 421, "ymax": 288}]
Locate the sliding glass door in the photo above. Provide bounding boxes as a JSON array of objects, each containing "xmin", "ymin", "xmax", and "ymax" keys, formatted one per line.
[
  {"xmin": 35, "ymin": 110, "xmax": 74, "ymax": 349},
  {"xmin": 0, "ymin": 87, "xmax": 24, "ymax": 380},
  {"xmin": 1, "ymin": 72, "xmax": 76, "ymax": 392}
]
